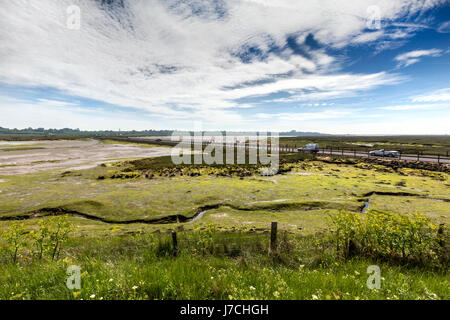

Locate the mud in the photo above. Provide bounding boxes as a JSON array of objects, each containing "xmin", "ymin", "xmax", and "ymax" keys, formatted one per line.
[
  {"xmin": 0, "ymin": 139, "xmax": 176, "ymax": 175},
  {"xmin": 0, "ymin": 204, "xmax": 222, "ymax": 225}
]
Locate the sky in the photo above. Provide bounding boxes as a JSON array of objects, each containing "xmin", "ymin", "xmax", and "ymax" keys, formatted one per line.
[{"xmin": 0, "ymin": 0, "xmax": 449, "ymax": 134}]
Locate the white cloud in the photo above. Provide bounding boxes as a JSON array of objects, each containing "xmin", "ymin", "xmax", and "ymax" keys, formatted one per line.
[
  {"xmin": 412, "ymin": 88, "xmax": 450, "ymax": 102},
  {"xmin": 0, "ymin": 0, "xmax": 440, "ymax": 125},
  {"xmin": 379, "ymin": 103, "xmax": 448, "ymax": 110},
  {"xmin": 437, "ymin": 20, "xmax": 450, "ymax": 33},
  {"xmin": 36, "ymin": 98, "xmax": 80, "ymax": 108},
  {"xmin": 394, "ymin": 49, "xmax": 442, "ymax": 67},
  {"xmin": 256, "ymin": 110, "xmax": 353, "ymax": 121}
]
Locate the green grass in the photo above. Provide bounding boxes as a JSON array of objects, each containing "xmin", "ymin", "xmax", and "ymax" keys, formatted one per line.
[
  {"xmin": 0, "ymin": 156, "xmax": 448, "ymax": 225},
  {"xmin": 0, "ymin": 147, "xmax": 46, "ymax": 152},
  {"xmin": 0, "ymin": 149, "xmax": 448, "ymax": 300},
  {"xmin": 98, "ymin": 139, "xmax": 171, "ymax": 148}
]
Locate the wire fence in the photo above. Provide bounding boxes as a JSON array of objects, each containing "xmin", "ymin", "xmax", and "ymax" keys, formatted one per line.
[
  {"xmin": 300, "ymin": 146, "xmax": 450, "ymax": 163},
  {"xmin": 154, "ymin": 222, "xmax": 328, "ymax": 256}
]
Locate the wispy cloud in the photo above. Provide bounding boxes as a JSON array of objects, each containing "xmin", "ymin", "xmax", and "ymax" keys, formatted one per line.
[
  {"xmin": 437, "ymin": 20, "xmax": 450, "ymax": 33},
  {"xmin": 0, "ymin": 0, "xmax": 440, "ymax": 124},
  {"xmin": 256, "ymin": 110, "xmax": 353, "ymax": 121},
  {"xmin": 412, "ymin": 88, "xmax": 450, "ymax": 102},
  {"xmin": 394, "ymin": 49, "xmax": 442, "ymax": 67},
  {"xmin": 379, "ymin": 103, "xmax": 448, "ymax": 111}
]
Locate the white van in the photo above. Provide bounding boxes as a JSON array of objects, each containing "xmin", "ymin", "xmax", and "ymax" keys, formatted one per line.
[{"xmin": 298, "ymin": 143, "xmax": 319, "ymax": 154}]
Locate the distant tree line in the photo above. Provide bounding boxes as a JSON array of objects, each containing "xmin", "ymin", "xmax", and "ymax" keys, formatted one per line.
[
  {"xmin": 0, "ymin": 127, "xmax": 174, "ymax": 136},
  {"xmin": 0, "ymin": 127, "xmax": 327, "ymax": 137}
]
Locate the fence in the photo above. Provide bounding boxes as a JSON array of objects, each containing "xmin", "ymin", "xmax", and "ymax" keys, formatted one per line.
[
  {"xmin": 297, "ymin": 146, "xmax": 450, "ymax": 164},
  {"xmin": 109, "ymin": 137, "xmax": 450, "ymax": 164},
  {"xmin": 168, "ymin": 222, "xmax": 280, "ymax": 256},
  {"xmin": 165, "ymin": 221, "xmax": 446, "ymax": 257}
]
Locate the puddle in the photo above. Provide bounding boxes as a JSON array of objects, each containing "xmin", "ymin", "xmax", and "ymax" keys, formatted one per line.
[
  {"xmin": 362, "ymin": 198, "xmax": 371, "ymax": 213},
  {"xmin": 189, "ymin": 210, "xmax": 208, "ymax": 222}
]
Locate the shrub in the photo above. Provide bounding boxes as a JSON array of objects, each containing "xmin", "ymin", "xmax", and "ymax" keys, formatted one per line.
[
  {"xmin": 1, "ymin": 222, "xmax": 28, "ymax": 263},
  {"xmin": 47, "ymin": 216, "xmax": 72, "ymax": 261},
  {"xmin": 29, "ymin": 219, "xmax": 51, "ymax": 259},
  {"xmin": 329, "ymin": 210, "xmax": 444, "ymax": 266}
]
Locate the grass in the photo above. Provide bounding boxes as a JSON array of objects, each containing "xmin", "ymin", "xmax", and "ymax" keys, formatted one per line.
[
  {"xmin": 0, "ymin": 154, "xmax": 448, "ymax": 225},
  {"xmin": 0, "ymin": 230, "xmax": 447, "ymax": 300},
  {"xmin": 0, "ymin": 143, "xmax": 448, "ymax": 300},
  {"xmin": 0, "ymin": 147, "xmax": 46, "ymax": 152},
  {"xmin": 98, "ymin": 139, "xmax": 171, "ymax": 148}
]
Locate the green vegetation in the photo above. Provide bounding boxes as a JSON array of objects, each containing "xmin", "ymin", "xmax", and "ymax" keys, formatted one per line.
[
  {"xmin": 0, "ymin": 214, "xmax": 448, "ymax": 300},
  {"xmin": 0, "ymin": 142, "xmax": 448, "ymax": 300},
  {"xmin": 330, "ymin": 211, "xmax": 446, "ymax": 265},
  {"xmin": 1, "ymin": 217, "xmax": 72, "ymax": 263},
  {"xmin": 0, "ymin": 127, "xmax": 173, "ymax": 140},
  {"xmin": 1, "ymin": 147, "xmax": 46, "ymax": 152}
]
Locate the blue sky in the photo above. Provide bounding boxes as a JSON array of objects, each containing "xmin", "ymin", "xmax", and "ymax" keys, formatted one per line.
[{"xmin": 0, "ymin": 0, "xmax": 449, "ymax": 134}]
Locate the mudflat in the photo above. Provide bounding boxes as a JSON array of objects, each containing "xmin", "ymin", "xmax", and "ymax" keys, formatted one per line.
[{"xmin": 0, "ymin": 139, "xmax": 174, "ymax": 175}]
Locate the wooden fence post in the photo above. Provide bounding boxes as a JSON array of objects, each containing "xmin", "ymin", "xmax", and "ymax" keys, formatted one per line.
[
  {"xmin": 270, "ymin": 222, "xmax": 277, "ymax": 252},
  {"xmin": 172, "ymin": 230, "xmax": 178, "ymax": 256},
  {"xmin": 437, "ymin": 223, "xmax": 445, "ymax": 248},
  {"xmin": 417, "ymin": 152, "xmax": 420, "ymax": 161}
]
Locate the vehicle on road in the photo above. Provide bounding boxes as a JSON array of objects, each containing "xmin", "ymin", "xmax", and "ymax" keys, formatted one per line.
[
  {"xmin": 298, "ymin": 143, "xmax": 320, "ymax": 154},
  {"xmin": 369, "ymin": 149, "xmax": 400, "ymax": 158}
]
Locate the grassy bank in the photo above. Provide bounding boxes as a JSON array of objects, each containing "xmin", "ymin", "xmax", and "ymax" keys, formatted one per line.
[
  {"xmin": 0, "ymin": 145, "xmax": 448, "ymax": 300},
  {"xmin": 0, "ymin": 227, "xmax": 448, "ymax": 300}
]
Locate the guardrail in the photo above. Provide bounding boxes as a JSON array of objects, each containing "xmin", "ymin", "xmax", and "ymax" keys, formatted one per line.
[{"xmin": 312, "ymin": 146, "xmax": 450, "ymax": 164}]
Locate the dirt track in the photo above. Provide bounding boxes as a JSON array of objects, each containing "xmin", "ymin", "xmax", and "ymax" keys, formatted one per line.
[{"xmin": 0, "ymin": 139, "xmax": 175, "ymax": 175}]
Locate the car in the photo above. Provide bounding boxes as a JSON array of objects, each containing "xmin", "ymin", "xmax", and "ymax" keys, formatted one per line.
[
  {"xmin": 298, "ymin": 143, "xmax": 319, "ymax": 154},
  {"xmin": 369, "ymin": 149, "xmax": 399, "ymax": 158}
]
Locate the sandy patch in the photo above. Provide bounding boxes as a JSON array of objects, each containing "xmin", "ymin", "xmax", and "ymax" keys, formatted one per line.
[
  {"xmin": 0, "ymin": 139, "xmax": 177, "ymax": 175},
  {"xmin": 248, "ymin": 199, "xmax": 291, "ymax": 205},
  {"xmin": 211, "ymin": 213, "xmax": 229, "ymax": 218},
  {"xmin": 0, "ymin": 141, "xmax": 48, "ymax": 146}
]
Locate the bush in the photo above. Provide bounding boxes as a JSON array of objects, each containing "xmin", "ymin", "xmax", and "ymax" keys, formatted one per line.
[
  {"xmin": 329, "ymin": 210, "xmax": 445, "ymax": 266},
  {"xmin": 1, "ymin": 222, "xmax": 28, "ymax": 263},
  {"xmin": 1, "ymin": 216, "xmax": 72, "ymax": 263}
]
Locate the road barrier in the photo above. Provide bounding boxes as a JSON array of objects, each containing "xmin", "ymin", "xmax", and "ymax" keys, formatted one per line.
[{"xmin": 313, "ymin": 146, "xmax": 450, "ymax": 164}]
